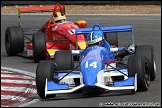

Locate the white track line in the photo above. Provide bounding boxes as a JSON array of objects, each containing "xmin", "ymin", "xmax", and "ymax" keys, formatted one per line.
[
  {"xmin": 1, "ymin": 74, "xmax": 34, "ymax": 79},
  {"xmin": 1, "ymin": 67, "xmax": 35, "ymax": 77},
  {"xmin": 1, "ymin": 67, "xmax": 39, "ymax": 107},
  {"xmin": 1, "ymin": 86, "xmax": 37, "ymax": 93},
  {"xmin": 1, "ymin": 95, "xmax": 27, "ymax": 102},
  {"xmin": 1, "ymin": 105, "xmax": 8, "ymax": 107},
  {"xmin": 1, "ymin": 79, "xmax": 36, "ymax": 85},
  {"xmin": 1, "ymin": 70, "xmax": 13, "ymax": 73}
]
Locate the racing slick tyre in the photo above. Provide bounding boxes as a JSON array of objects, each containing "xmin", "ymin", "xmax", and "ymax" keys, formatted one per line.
[
  {"xmin": 32, "ymin": 32, "xmax": 46, "ymax": 63},
  {"xmin": 135, "ymin": 45, "xmax": 156, "ymax": 81},
  {"xmin": 53, "ymin": 50, "xmax": 73, "ymax": 70},
  {"xmin": 36, "ymin": 60, "xmax": 57, "ymax": 98},
  {"xmin": 128, "ymin": 54, "xmax": 150, "ymax": 92},
  {"xmin": 104, "ymin": 33, "xmax": 118, "ymax": 47},
  {"xmin": 5, "ymin": 26, "xmax": 24, "ymax": 56}
]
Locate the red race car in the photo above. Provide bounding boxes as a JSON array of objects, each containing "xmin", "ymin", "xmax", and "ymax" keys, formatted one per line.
[{"xmin": 5, "ymin": 3, "xmax": 87, "ymax": 63}]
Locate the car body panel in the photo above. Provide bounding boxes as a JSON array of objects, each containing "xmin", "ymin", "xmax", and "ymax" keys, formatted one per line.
[
  {"xmin": 15, "ymin": 3, "xmax": 87, "ymax": 60},
  {"xmin": 43, "ymin": 24, "xmax": 138, "ymax": 96}
]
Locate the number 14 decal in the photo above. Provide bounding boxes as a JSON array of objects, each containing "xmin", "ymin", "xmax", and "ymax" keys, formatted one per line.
[{"xmin": 85, "ymin": 61, "xmax": 97, "ymax": 68}]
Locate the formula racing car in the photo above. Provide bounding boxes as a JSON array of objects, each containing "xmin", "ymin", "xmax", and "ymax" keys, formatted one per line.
[
  {"xmin": 5, "ymin": 3, "xmax": 87, "ymax": 63},
  {"xmin": 36, "ymin": 24, "xmax": 156, "ymax": 98}
]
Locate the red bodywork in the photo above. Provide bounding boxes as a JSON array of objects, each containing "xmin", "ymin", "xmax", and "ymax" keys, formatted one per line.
[
  {"xmin": 20, "ymin": 3, "xmax": 87, "ymax": 59},
  {"xmin": 40, "ymin": 20, "xmax": 86, "ymax": 50}
]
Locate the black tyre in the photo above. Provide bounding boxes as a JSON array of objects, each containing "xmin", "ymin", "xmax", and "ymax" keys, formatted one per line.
[
  {"xmin": 5, "ymin": 26, "xmax": 24, "ymax": 56},
  {"xmin": 135, "ymin": 45, "xmax": 156, "ymax": 81},
  {"xmin": 128, "ymin": 54, "xmax": 150, "ymax": 92},
  {"xmin": 36, "ymin": 60, "xmax": 58, "ymax": 98},
  {"xmin": 53, "ymin": 50, "xmax": 73, "ymax": 70},
  {"xmin": 32, "ymin": 32, "xmax": 46, "ymax": 63},
  {"xmin": 104, "ymin": 33, "xmax": 118, "ymax": 47}
]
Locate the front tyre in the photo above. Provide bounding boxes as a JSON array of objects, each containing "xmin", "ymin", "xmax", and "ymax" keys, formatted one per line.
[
  {"xmin": 128, "ymin": 54, "xmax": 150, "ymax": 92},
  {"xmin": 135, "ymin": 45, "xmax": 156, "ymax": 81},
  {"xmin": 36, "ymin": 60, "xmax": 57, "ymax": 98}
]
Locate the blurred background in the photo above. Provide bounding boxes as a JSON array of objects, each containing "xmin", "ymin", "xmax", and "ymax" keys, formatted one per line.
[{"xmin": 1, "ymin": 1, "xmax": 161, "ymax": 6}]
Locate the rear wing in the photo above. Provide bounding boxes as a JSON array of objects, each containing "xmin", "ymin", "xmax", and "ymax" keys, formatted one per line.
[
  {"xmin": 75, "ymin": 24, "xmax": 134, "ymax": 49},
  {"xmin": 76, "ymin": 24, "xmax": 133, "ymax": 34},
  {"xmin": 18, "ymin": 3, "xmax": 65, "ymax": 26}
]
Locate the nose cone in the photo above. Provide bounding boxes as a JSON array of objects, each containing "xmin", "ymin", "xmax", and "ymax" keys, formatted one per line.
[
  {"xmin": 80, "ymin": 59, "xmax": 103, "ymax": 86},
  {"xmin": 82, "ymin": 68, "xmax": 97, "ymax": 86}
]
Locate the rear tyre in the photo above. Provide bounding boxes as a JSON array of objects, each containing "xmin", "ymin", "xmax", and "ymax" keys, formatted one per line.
[
  {"xmin": 32, "ymin": 32, "xmax": 46, "ymax": 63},
  {"xmin": 135, "ymin": 45, "xmax": 156, "ymax": 81},
  {"xmin": 53, "ymin": 50, "xmax": 73, "ymax": 70},
  {"xmin": 104, "ymin": 33, "xmax": 118, "ymax": 47},
  {"xmin": 128, "ymin": 54, "xmax": 150, "ymax": 92},
  {"xmin": 5, "ymin": 26, "xmax": 24, "ymax": 56},
  {"xmin": 36, "ymin": 60, "xmax": 57, "ymax": 98}
]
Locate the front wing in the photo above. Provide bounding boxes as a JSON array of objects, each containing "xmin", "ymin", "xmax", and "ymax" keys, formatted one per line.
[{"xmin": 45, "ymin": 70, "xmax": 137, "ymax": 97}]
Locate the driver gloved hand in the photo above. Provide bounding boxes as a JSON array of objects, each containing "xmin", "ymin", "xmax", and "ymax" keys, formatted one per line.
[
  {"xmin": 115, "ymin": 48, "xmax": 129, "ymax": 59},
  {"xmin": 127, "ymin": 43, "xmax": 136, "ymax": 54},
  {"xmin": 115, "ymin": 44, "xmax": 136, "ymax": 59}
]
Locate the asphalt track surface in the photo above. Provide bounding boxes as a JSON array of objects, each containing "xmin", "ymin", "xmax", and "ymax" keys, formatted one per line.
[{"xmin": 1, "ymin": 14, "xmax": 161, "ymax": 107}]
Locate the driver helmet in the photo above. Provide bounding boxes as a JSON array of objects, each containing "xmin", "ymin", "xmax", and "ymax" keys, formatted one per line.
[
  {"xmin": 86, "ymin": 30, "xmax": 104, "ymax": 45},
  {"xmin": 52, "ymin": 11, "xmax": 66, "ymax": 24}
]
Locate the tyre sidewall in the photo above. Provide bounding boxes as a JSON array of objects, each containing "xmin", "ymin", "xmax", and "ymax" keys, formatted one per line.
[
  {"xmin": 128, "ymin": 54, "xmax": 150, "ymax": 91},
  {"xmin": 32, "ymin": 32, "xmax": 46, "ymax": 63},
  {"xmin": 36, "ymin": 60, "xmax": 56, "ymax": 98},
  {"xmin": 54, "ymin": 50, "xmax": 73, "ymax": 70},
  {"xmin": 135, "ymin": 45, "xmax": 156, "ymax": 81},
  {"xmin": 5, "ymin": 26, "xmax": 24, "ymax": 55}
]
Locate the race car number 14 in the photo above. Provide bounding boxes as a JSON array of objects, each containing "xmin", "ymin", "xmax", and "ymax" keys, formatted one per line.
[{"xmin": 85, "ymin": 61, "xmax": 97, "ymax": 68}]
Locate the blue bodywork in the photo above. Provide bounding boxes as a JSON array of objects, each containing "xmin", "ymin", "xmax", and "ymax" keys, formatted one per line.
[
  {"xmin": 46, "ymin": 24, "xmax": 135, "ymax": 91},
  {"xmin": 75, "ymin": 24, "xmax": 134, "ymax": 49},
  {"xmin": 80, "ymin": 45, "xmax": 115, "ymax": 86}
]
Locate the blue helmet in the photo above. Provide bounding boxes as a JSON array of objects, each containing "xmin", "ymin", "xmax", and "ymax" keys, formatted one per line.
[{"xmin": 86, "ymin": 30, "xmax": 104, "ymax": 45}]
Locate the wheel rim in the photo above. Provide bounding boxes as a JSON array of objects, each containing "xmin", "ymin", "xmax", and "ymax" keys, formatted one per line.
[
  {"xmin": 53, "ymin": 65, "xmax": 58, "ymax": 82},
  {"xmin": 144, "ymin": 62, "xmax": 150, "ymax": 88},
  {"xmin": 153, "ymin": 59, "xmax": 156, "ymax": 73},
  {"xmin": 144, "ymin": 72, "xmax": 150, "ymax": 86}
]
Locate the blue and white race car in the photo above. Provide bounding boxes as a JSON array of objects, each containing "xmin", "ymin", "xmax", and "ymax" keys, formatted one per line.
[{"xmin": 36, "ymin": 24, "xmax": 156, "ymax": 98}]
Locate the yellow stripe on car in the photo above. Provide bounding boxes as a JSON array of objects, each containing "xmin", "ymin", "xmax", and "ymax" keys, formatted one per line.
[
  {"xmin": 108, "ymin": 71, "xmax": 111, "ymax": 82},
  {"xmin": 47, "ymin": 49, "xmax": 55, "ymax": 55},
  {"xmin": 78, "ymin": 41, "xmax": 86, "ymax": 49}
]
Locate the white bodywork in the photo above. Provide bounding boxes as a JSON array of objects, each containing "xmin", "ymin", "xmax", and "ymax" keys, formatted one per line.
[{"xmin": 45, "ymin": 64, "xmax": 137, "ymax": 97}]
